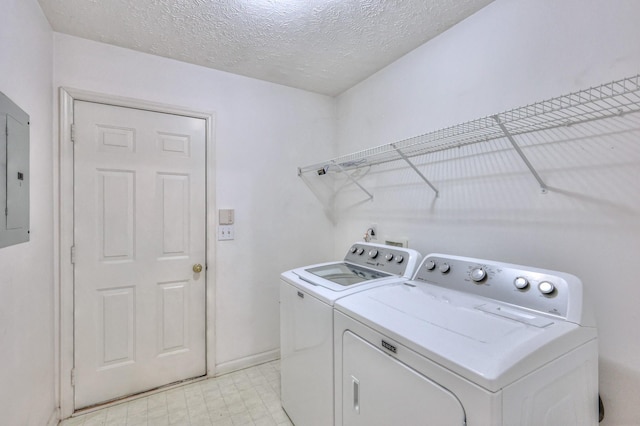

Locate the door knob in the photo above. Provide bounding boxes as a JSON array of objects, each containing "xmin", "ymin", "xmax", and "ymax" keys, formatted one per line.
[{"xmin": 193, "ymin": 264, "xmax": 203, "ymax": 273}]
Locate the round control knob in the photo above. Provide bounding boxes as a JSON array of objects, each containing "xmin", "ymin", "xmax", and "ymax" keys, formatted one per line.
[
  {"xmin": 514, "ymin": 277, "xmax": 529, "ymax": 289},
  {"xmin": 385, "ymin": 253, "xmax": 394, "ymax": 261},
  {"xmin": 350, "ymin": 247, "xmax": 357, "ymax": 254},
  {"xmin": 538, "ymin": 281, "xmax": 555, "ymax": 295},
  {"xmin": 425, "ymin": 260, "xmax": 436, "ymax": 271},
  {"xmin": 439, "ymin": 263, "xmax": 450, "ymax": 273},
  {"xmin": 357, "ymin": 248, "xmax": 365, "ymax": 255},
  {"xmin": 470, "ymin": 267, "xmax": 486, "ymax": 282},
  {"xmin": 368, "ymin": 249, "xmax": 378, "ymax": 259},
  {"xmin": 395, "ymin": 255, "xmax": 404, "ymax": 264}
]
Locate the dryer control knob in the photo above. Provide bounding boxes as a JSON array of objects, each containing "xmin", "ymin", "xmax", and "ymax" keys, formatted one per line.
[
  {"xmin": 538, "ymin": 281, "xmax": 555, "ymax": 295},
  {"xmin": 470, "ymin": 267, "xmax": 486, "ymax": 282},
  {"xmin": 350, "ymin": 247, "xmax": 357, "ymax": 254},
  {"xmin": 357, "ymin": 248, "xmax": 365, "ymax": 255},
  {"xmin": 514, "ymin": 277, "xmax": 529, "ymax": 289},
  {"xmin": 368, "ymin": 249, "xmax": 379, "ymax": 259},
  {"xmin": 425, "ymin": 260, "xmax": 436, "ymax": 270},
  {"xmin": 385, "ymin": 253, "xmax": 394, "ymax": 261},
  {"xmin": 439, "ymin": 263, "xmax": 450, "ymax": 273},
  {"xmin": 395, "ymin": 255, "xmax": 404, "ymax": 264}
]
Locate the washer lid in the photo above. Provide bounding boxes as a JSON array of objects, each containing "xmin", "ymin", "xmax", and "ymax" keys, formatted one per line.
[
  {"xmin": 334, "ymin": 281, "xmax": 597, "ymax": 392},
  {"xmin": 304, "ymin": 262, "xmax": 392, "ymax": 287},
  {"xmin": 290, "ymin": 262, "xmax": 396, "ymax": 293},
  {"xmin": 281, "ymin": 267, "xmax": 408, "ymax": 305}
]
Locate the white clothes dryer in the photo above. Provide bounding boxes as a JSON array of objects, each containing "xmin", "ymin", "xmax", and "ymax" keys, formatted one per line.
[
  {"xmin": 334, "ymin": 253, "xmax": 598, "ymax": 426},
  {"xmin": 280, "ymin": 242, "xmax": 421, "ymax": 426}
]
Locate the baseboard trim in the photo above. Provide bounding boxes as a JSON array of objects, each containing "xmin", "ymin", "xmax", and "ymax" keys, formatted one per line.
[
  {"xmin": 47, "ymin": 408, "xmax": 60, "ymax": 426},
  {"xmin": 214, "ymin": 349, "xmax": 280, "ymax": 376}
]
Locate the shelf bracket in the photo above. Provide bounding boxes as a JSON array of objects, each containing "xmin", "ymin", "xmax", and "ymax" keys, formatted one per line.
[
  {"xmin": 332, "ymin": 161, "xmax": 374, "ymax": 201},
  {"xmin": 391, "ymin": 144, "xmax": 439, "ymax": 197},
  {"xmin": 492, "ymin": 115, "xmax": 548, "ymax": 194}
]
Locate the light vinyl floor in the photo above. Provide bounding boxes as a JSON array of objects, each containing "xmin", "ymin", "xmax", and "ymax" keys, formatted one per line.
[{"xmin": 61, "ymin": 360, "xmax": 292, "ymax": 426}]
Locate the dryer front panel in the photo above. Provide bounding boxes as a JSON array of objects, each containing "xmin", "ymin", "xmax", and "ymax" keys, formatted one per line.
[{"xmin": 342, "ymin": 330, "xmax": 465, "ymax": 426}]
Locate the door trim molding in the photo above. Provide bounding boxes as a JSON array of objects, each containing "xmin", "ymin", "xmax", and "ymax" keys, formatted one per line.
[{"xmin": 55, "ymin": 87, "xmax": 216, "ymax": 419}]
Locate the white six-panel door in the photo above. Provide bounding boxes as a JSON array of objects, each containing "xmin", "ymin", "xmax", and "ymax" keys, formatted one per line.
[{"xmin": 73, "ymin": 101, "xmax": 207, "ymax": 408}]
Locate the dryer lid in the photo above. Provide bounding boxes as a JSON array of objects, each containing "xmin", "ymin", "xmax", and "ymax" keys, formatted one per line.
[{"xmin": 335, "ymin": 281, "xmax": 597, "ymax": 391}]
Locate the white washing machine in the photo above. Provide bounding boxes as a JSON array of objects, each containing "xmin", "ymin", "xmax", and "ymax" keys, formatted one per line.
[
  {"xmin": 280, "ymin": 242, "xmax": 422, "ymax": 426},
  {"xmin": 334, "ymin": 253, "xmax": 599, "ymax": 426}
]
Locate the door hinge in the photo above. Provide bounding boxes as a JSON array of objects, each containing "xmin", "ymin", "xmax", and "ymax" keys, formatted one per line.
[
  {"xmin": 70, "ymin": 245, "xmax": 76, "ymax": 264},
  {"xmin": 70, "ymin": 369, "xmax": 75, "ymax": 386},
  {"xmin": 70, "ymin": 124, "xmax": 76, "ymax": 142}
]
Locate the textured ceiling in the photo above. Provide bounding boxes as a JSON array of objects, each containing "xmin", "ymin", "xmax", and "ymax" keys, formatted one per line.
[{"xmin": 38, "ymin": 0, "xmax": 493, "ymax": 96}]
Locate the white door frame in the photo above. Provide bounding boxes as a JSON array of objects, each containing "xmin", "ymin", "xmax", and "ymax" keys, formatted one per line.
[{"xmin": 55, "ymin": 87, "xmax": 216, "ymax": 419}]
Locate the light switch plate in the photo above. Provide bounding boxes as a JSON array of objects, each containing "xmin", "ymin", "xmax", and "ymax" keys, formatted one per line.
[{"xmin": 218, "ymin": 225, "xmax": 234, "ymax": 241}]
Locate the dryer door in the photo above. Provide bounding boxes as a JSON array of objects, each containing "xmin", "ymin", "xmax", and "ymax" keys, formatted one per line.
[{"xmin": 342, "ymin": 331, "xmax": 465, "ymax": 426}]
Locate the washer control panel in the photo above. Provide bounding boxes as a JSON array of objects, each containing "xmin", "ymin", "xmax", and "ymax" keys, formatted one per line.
[
  {"xmin": 413, "ymin": 254, "xmax": 573, "ymax": 318},
  {"xmin": 344, "ymin": 243, "xmax": 417, "ymax": 277}
]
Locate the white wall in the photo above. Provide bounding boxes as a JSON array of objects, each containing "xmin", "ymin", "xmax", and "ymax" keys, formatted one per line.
[
  {"xmin": 334, "ymin": 1, "xmax": 640, "ymax": 424},
  {"xmin": 0, "ymin": 1, "xmax": 56, "ymax": 425},
  {"xmin": 53, "ymin": 33, "xmax": 336, "ymax": 373},
  {"xmin": 7, "ymin": 0, "xmax": 638, "ymax": 423}
]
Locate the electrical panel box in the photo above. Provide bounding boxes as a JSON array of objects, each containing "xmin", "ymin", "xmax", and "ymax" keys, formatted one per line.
[{"xmin": 0, "ymin": 92, "xmax": 30, "ymax": 249}]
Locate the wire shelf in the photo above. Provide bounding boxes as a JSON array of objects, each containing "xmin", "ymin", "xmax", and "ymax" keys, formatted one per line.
[{"xmin": 298, "ymin": 74, "xmax": 640, "ymax": 179}]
